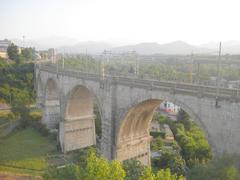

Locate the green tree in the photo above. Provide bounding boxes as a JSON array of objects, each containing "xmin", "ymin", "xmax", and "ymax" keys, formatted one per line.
[
  {"xmin": 188, "ymin": 155, "xmax": 239, "ymax": 180},
  {"xmin": 151, "ymin": 137, "xmax": 163, "ymax": 151},
  {"xmin": 139, "ymin": 167, "xmax": 185, "ymax": 180},
  {"xmin": 123, "ymin": 160, "xmax": 145, "ymax": 180},
  {"xmin": 109, "ymin": 160, "xmax": 126, "ymax": 180},
  {"xmin": 177, "ymin": 109, "xmax": 191, "ymax": 131},
  {"xmin": 7, "ymin": 43, "xmax": 18, "ymax": 61},
  {"xmin": 139, "ymin": 167, "xmax": 155, "ymax": 180},
  {"xmin": 152, "ymin": 151, "xmax": 186, "ymax": 176},
  {"xmin": 155, "ymin": 168, "xmax": 185, "ymax": 180},
  {"xmin": 22, "ymin": 48, "xmax": 33, "ymax": 60},
  {"xmin": 85, "ymin": 149, "xmax": 125, "ymax": 180}
]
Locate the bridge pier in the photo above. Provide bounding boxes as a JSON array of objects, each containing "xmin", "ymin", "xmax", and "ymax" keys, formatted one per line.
[
  {"xmin": 116, "ymin": 135, "xmax": 151, "ymax": 165},
  {"xmin": 59, "ymin": 115, "xmax": 96, "ymax": 153},
  {"xmin": 42, "ymin": 100, "xmax": 60, "ymax": 129},
  {"xmin": 99, "ymin": 82, "xmax": 116, "ymax": 160}
]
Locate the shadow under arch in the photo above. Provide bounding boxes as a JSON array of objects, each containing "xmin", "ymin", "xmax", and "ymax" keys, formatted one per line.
[
  {"xmin": 42, "ymin": 78, "xmax": 60, "ymax": 129},
  {"xmin": 60, "ymin": 85, "xmax": 103, "ymax": 153},
  {"xmin": 115, "ymin": 97, "xmax": 213, "ymax": 165},
  {"xmin": 45, "ymin": 78, "xmax": 59, "ymax": 101}
]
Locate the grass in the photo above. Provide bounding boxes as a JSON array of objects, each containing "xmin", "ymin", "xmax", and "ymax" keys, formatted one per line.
[{"xmin": 0, "ymin": 127, "xmax": 58, "ymax": 175}]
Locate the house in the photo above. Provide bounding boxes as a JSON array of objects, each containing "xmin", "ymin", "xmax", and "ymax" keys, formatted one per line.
[
  {"xmin": 0, "ymin": 39, "xmax": 11, "ymax": 59},
  {"xmin": 39, "ymin": 48, "xmax": 56, "ymax": 61},
  {"xmin": 159, "ymin": 101, "xmax": 180, "ymax": 115}
]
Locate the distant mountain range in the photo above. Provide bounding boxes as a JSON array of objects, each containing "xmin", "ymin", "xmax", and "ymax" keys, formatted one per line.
[
  {"xmin": 11, "ymin": 36, "xmax": 240, "ymax": 55},
  {"xmin": 111, "ymin": 41, "xmax": 211, "ymax": 55},
  {"xmin": 58, "ymin": 41, "xmax": 114, "ymax": 54}
]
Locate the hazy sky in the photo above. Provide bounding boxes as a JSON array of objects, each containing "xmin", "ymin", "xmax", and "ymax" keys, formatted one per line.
[{"xmin": 0, "ymin": 0, "xmax": 240, "ymax": 45}]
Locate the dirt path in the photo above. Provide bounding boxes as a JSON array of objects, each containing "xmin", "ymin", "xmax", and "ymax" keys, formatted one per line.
[{"xmin": 0, "ymin": 172, "xmax": 42, "ymax": 180}]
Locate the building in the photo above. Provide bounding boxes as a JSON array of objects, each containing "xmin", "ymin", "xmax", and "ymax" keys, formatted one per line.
[
  {"xmin": 0, "ymin": 39, "xmax": 11, "ymax": 59},
  {"xmin": 159, "ymin": 101, "xmax": 180, "ymax": 115},
  {"xmin": 39, "ymin": 48, "xmax": 56, "ymax": 62}
]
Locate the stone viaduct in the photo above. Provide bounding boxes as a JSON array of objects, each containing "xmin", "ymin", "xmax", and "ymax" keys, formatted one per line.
[{"xmin": 35, "ymin": 63, "xmax": 240, "ymax": 165}]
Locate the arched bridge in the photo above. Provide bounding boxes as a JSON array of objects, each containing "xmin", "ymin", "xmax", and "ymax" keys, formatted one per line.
[{"xmin": 35, "ymin": 63, "xmax": 240, "ymax": 165}]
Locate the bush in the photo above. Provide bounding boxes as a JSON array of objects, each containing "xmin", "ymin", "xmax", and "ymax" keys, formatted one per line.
[
  {"xmin": 152, "ymin": 151, "xmax": 186, "ymax": 176},
  {"xmin": 29, "ymin": 111, "xmax": 42, "ymax": 121},
  {"xmin": 188, "ymin": 154, "xmax": 240, "ymax": 180},
  {"xmin": 123, "ymin": 160, "xmax": 145, "ymax": 180},
  {"xmin": 151, "ymin": 137, "xmax": 164, "ymax": 151}
]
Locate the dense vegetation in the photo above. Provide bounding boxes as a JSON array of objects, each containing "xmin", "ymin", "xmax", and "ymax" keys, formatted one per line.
[
  {"xmin": 0, "ymin": 50, "xmax": 36, "ymax": 131},
  {"xmin": 60, "ymin": 55, "xmax": 240, "ymax": 84},
  {"xmin": 151, "ymin": 110, "xmax": 211, "ymax": 173},
  {"xmin": 43, "ymin": 148, "xmax": 185, "ymax": 180},
  {"xmin": 150, "ymin": 110, "xmax": 240, "ymax": 180}
]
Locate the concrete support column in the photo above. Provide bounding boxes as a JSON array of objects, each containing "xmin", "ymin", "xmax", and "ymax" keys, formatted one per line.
[
  {"xmin": 59, "ymin": 115, "xmax": 96, "ymax": 153},
  {"xmin": 42, "ymin": 99, "xmax": 60, "ymax": 129},
  {"xmin": 99, "ymin": 81, "xmax": 116, "ymax": 160},
  {"xmin": 116, "ymin": 135, "xmax": 151, "ymax": 165}
]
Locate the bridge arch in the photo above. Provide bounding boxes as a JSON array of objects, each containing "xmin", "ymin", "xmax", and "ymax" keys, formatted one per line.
[
  {"xmin": 45, "ymin": 78, "xmax": 59, "ymax": 101},
  {"xmin": 115, "ymin": 96, "xmax": 212, "ymax": 165},
  {"xmin": 42, "ymin": 78, "xmax": 60, "ymax": 129},
  {"xmin": 60, "ymin": 85, "xmax": 103, "ymax": 152}
]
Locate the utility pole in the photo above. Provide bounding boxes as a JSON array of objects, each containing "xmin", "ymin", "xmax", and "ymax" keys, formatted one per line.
[
  {"xmin": 189, "ymin": 53, "xmax": 193, "ymax": 84},
  {"xmin": 62, "ymin": 49, "xmax": 65, "ymax": 69},
  {"xmin": 196, "ymin": 62, "xmax": 200, "ymax": 84},
  {"xmin": 101, "ymin": 58, "xmax": 105, "ymax": 80},
  {"xmin": 22, "ymin": 35, "xmax": 25, "ymax": 47},
  {"xmin": 216, "ymin": 42, "xmax": 222, "ymax": 108},
  {"xmin": 85, "ymin": 49, "xmax": 88, "ymax": 72},
  {"xmin": 135, "ymin": 53, "xmax": 139, "ymax": 77}
]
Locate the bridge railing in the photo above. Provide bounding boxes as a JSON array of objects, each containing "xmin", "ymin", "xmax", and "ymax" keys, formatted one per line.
[{"xmin": 37, "ymin": 63, "xmax": 240, "ymax": 101}]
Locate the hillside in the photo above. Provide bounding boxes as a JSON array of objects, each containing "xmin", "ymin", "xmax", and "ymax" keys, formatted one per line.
[{"xmin": 111, "ymin": 41, "xmax": 211, "ymax": 55}]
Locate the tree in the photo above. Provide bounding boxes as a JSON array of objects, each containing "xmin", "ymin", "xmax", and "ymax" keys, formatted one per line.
[
  {"xmin": 155, "ymin": 168, "xmax": 185, "ymax": 180},
  {"xmin": 85, "ymin": 149, "xmax": 125, "ymax": 180},
  {"xmin": 123, "ymin": 160, "xmax": 145, "ymax": 180},
  {"xmin": 7, "ymin": 43, "xmax": 18, "ymax": 61},
  {"xmin": 151, "ymin": 137, "xmax": 163, "ymax": 151},
  {"xmin": 109, "ymin": 160, "xmax": 126, "ymax": 180},
  {"xmin": 22, "ymin": 48, "xmax": 33, "ymax": 60},
  {"xmin": 188, "ymin": 155, "xmax": 239, "ymax": 180},
  {"xmin": 139, "ymin": 167, "xmax": 185, "ymax": 180},
  {"xmin": 139, "ymin": 167, "xmax": 155, "ymax": 180},
  {"xmin": 177, "ymin": 109, "xmax": 191, "ymax": 131},
  {"xmin": 152, "ymin": 151, "xmax": 186, "ymax": 176}
]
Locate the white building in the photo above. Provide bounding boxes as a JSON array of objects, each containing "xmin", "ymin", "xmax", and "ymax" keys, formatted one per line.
[{"xmin": 159, "ymin": 101, "xmax": 180, "ymax": 115}]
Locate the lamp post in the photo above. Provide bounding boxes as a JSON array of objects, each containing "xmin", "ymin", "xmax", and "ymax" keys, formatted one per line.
[{"xmin": 216, "ymin": 42, "xmax": 222, "ymax": 108}]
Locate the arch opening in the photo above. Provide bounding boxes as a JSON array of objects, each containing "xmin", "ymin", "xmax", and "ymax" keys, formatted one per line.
[
  {"xmin": 62, "ymin": 85, "xmax": 102, "ymax": 152},
  {"xmin": 116, "ymin": 98, "xmax": 211, "ymax": 166},
  {"xmin": 45, "ymin": 79, "xmax": 58, "ymax": 101},
  {"xmin": 43, "ymin": 78, "xmax": 60, "ymax": 129}
]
